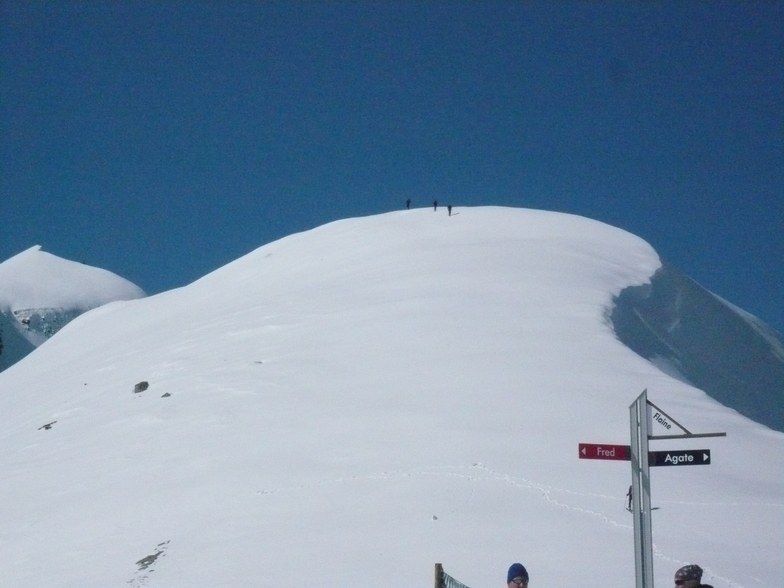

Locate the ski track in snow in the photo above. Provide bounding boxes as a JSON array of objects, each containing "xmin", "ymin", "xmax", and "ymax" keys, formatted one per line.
[
  {"xmin": 253, "ymin": 463, "xmax": 628, "ymax": 528},
  {"xmin": 253, "ymin": 462, "xmax": 763, "ymax": 588}
]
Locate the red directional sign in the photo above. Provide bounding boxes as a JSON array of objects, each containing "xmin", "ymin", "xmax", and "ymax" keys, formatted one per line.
[{"xmin": 579, "ymin": 443, "xmax": 631, "ymax": 461}]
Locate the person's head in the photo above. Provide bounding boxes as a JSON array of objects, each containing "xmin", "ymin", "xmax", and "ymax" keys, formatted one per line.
[
  {"xmin": 674, "ymin": 565, "xmax": 703, "ymax": 588},
  {"xmin": 507, "ymin": 563, "xmax": 529, "ymax": 588}
]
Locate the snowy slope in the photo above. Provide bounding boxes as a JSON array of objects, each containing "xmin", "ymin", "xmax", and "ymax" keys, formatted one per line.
[
  {"xmin": 0, "ymin": 208, "xmax": 781, "ymax": 588},
  {"xmin": 0, "ymin": 245, "xmax": 146, "ymax": 370}
]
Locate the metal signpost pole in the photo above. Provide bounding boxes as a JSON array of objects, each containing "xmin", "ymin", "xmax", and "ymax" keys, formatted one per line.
[{"xmin": 630, "ymin": 390, "xmax": 654, "ymax": 588}]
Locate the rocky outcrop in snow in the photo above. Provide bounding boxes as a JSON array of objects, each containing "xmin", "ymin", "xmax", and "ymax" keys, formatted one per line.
[{"xmin": 612, "ymin": 260, "xmax": 784, "ymax": 431}]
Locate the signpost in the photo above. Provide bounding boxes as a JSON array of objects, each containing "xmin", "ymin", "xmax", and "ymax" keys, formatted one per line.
[
  {"xmin": 629, "ymin": 392, "xmax": 654, "ymax": 588},
  {"xmin": 578, "ymin": 389, "xmax": 726, "ymax": 588}
]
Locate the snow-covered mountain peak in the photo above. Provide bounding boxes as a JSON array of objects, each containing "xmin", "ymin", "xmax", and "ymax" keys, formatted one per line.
[
  {"xmin": 0, "ymin": 245, "xmax": 146, "ymax": 370},
  {"xmin": 0, "ymin": 208, "xmax": 780, "ymax": 588},
  {"xmin": 0, "ymin": 244, "xmax": 145, "ymax": 311}
]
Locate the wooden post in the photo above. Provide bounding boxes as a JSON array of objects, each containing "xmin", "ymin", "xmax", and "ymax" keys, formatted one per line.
[{"xmin": 435, "ymin": 563, "xmax": 444, "ymax": 588}]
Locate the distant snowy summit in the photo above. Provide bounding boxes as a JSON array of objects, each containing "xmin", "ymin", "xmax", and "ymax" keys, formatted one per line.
[{"xmin": 0, "ymin": 245, "xmax": 146, "ymax": 371}]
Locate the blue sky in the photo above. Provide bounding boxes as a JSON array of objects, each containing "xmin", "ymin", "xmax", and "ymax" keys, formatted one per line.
[{"xmin": 1, "ymin": 1, "xmax": 782, "ymax": 334}]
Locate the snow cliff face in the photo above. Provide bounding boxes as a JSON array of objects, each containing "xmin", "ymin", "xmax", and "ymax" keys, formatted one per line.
[
  {"xmin": 0, "ymin": 245, "xmax": 147, "ymax": 371},
  {"xmin": 612, "ymin": 261, "xmax": 784, "ymax": 431}
]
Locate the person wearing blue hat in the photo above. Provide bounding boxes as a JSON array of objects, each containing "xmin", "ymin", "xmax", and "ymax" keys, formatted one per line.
[{"xmin": 507, "ymin": 563, "xmax": 529, "ymax": 587}]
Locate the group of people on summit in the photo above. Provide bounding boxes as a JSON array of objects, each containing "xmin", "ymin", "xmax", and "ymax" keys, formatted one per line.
[{"xmin": 504, "ymin": 562, "xmax": 713, "ymax": 588}]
